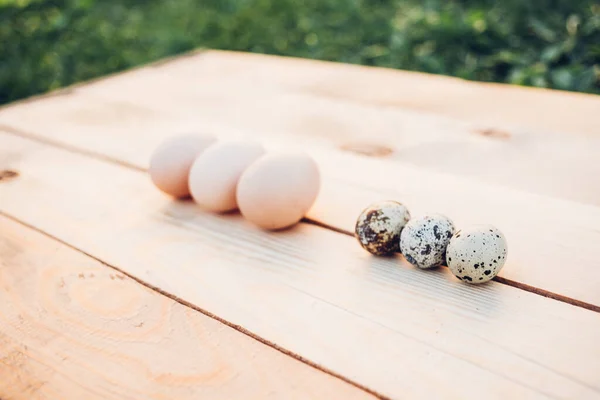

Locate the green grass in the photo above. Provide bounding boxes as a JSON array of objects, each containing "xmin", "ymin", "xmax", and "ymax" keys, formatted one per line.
[{"xmin": 1, "ymin": 0, "xmax": 599, "ymax": 104}]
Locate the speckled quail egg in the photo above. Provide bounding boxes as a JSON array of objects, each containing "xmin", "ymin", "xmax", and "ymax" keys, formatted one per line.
[
  {"xmin": 355, "ymin": 201, "xmax": 411, "ymax": 256},
  {"xmin": 446, "ymin": 225, "xmax": 508, "ymax": 284},
  {"xmin": 400, "ymin": 214, "xmax": 455, "ymax": 269}
]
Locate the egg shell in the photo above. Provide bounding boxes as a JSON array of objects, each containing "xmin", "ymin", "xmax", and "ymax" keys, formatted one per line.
[
  {"xmin": 355, "ymin": 201, "xmax": 411, "ymax": 256},
  {"xmin": 446, "ymin": 225, "xmax": 508, "ymax": 284},
  {"xmin": 400, "ymin": 214, "xmax": 455, "ymax": 269},
  {"xmin": 189, "ymin": 141, "xmax": 266, "ymax": 212},
  {"xmin": 236, "ymin": 153, "xmax": 321, "ymax": 230},
  {"xmin": 149, "ymin": 134, "xmax": 217, "ymax": 198}
]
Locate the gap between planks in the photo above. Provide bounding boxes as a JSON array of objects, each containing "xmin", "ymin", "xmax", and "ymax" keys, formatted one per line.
[
  {"xmin": 0, "ymin": 53, "xmax": 600, "ymax": 306},
  {"xmin": 1, "ymin": 51, "xmax": 599, "ymax": 304},
  {"xmin": 3, "ymin": 130, "xmax": 599, "ymax": 398},
  {"xmin": 0, "ymin": 209, "xmax": 389, "ymax": 400},
  {"xmin": 0, "ymin": 213, "xmax": 376, "ymax": 400},
  {"xmin": 1, "ymin": 123, "xmax": 598, "ymax": 315},
  {"xmin": 302, "ymin": 219, "xmax": 600, "ymax": 313}
]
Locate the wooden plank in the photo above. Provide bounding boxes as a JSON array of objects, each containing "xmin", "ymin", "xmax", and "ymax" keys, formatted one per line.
[
  {"xmin": 308, "ymin": 149, "xmax": 600, "ymax": 309},
  {"xmin": 190, "ymin": 51, "xmax": 600, "ymax": 138},
  {"xmin": 0, "ymin": 215, "xmax": 373, "ymax": 400},
  {"xmin": 0, "ymin": 69, "xmax": 599, "ymax": 307},
  {"xmin": 1, "ymin": 50, "xmax": 599, "ymax": 207},
  {"xmin": 1, "ymin": 132, "xmax": 600, "ymax": 399}
]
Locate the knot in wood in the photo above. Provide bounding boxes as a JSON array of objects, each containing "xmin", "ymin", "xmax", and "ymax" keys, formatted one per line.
[
  {"xmin": 339, "ymin": 143, "xmax": 394, "ymax": 158},
  {"xmin": 474, "ymin": 128, "xmax": 511, "ymax": 140},
  {"xmin": 0, "ymin": 170, "xmax": 19, "ymax": 182}
]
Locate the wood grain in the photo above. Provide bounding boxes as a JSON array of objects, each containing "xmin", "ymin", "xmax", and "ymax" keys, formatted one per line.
[
  {"xmin": 194, "ymin": 51, "xmax": 600, "ymax": 137},
  {"xmin": 1, "ymin": 50, "xmax": 599, "ymax": 207},
  {"xmin": 307, "ymin": 148, "xmax": 600, "ymax": 308},
  {"xmin": 0, "ymin": 214, "xmax": 374, "ymax": 400},
  {"xmin": 0, "ymin": 75, "xmax": 599, "ymax": 307},
  {"xmin": 2, "ymin": 132, "xmax": 600, "ymax": 399}
]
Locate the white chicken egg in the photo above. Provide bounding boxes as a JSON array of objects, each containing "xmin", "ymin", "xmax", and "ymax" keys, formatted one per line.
[
  {"xmin": 446, "ymin": 225, "xmax": 508, "ymax": 284},
  {"xmin": 236, "ymin": 153, "xmax": 320, "ymax": 230},
  {"xmin": 400, "ymin": 214, "xmax": 455, "ymax": 269},
  {"xmin": 149, "ymin": 134, "xmax": 217, "ymax": 198},
  {"xmin": 189, "ymin": 141, "xmax": 265, "ymax": 212}
]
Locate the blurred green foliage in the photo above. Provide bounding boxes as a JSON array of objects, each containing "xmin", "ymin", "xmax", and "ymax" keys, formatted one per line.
[{"xmin": 1, "ymin": 0, "xmax": 599, "ymax": 104}]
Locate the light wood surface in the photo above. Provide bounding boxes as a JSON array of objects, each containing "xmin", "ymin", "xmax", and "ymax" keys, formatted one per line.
[
  {"xmin": 193, "ymin": 51, "xmax": 600, "ymax": 137},
  {"xmin": 0, "ymin": 51, "xmax": 598, "ymax": 307},
  {"xmin": 2, "ymin": 132, "xmax": 600, "ymax": 400},
  {"xmin": 0, "ymin": 215, "xmax": 373, "ymax": 400},
  {"xmin": 1, "ymin": 50, "xmax": 599, "ymax": 207},
  {"xmin": 308, "ymin": 149, "xmax": 600, "ymax": 308}
]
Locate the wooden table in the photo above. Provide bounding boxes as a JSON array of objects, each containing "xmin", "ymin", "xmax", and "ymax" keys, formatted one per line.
[{"xmin": 1, "ymin": 50, "xmax": 600, "ymax": 399}]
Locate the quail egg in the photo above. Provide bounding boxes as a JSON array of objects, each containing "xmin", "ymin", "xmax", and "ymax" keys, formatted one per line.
[
  {"xmin": 446, "ymin": 225, "xmax": 508, "ymax": 284},
  {"xmin": 355, "ymin": 201, "xmax": 411, "ymax": 256},
  {"xmin": 400, "ymin": 214, "xmax": 455, "ymax": 269}
]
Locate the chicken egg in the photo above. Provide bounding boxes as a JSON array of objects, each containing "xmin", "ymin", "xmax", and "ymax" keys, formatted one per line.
[
  {"xmin": 236, "ymin": 153, "xmax": 320, "ymax": 230},
  {"xmin": 446, "ymin": 225, "xmax": 508, "ymax": 284},
  {"xmin": 189, "ymin": 141, "xmax": 266, "ymax": 212},
  {"xmin": 149, "ymin": 134, "xmax": 217, "ymax": 198}
]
